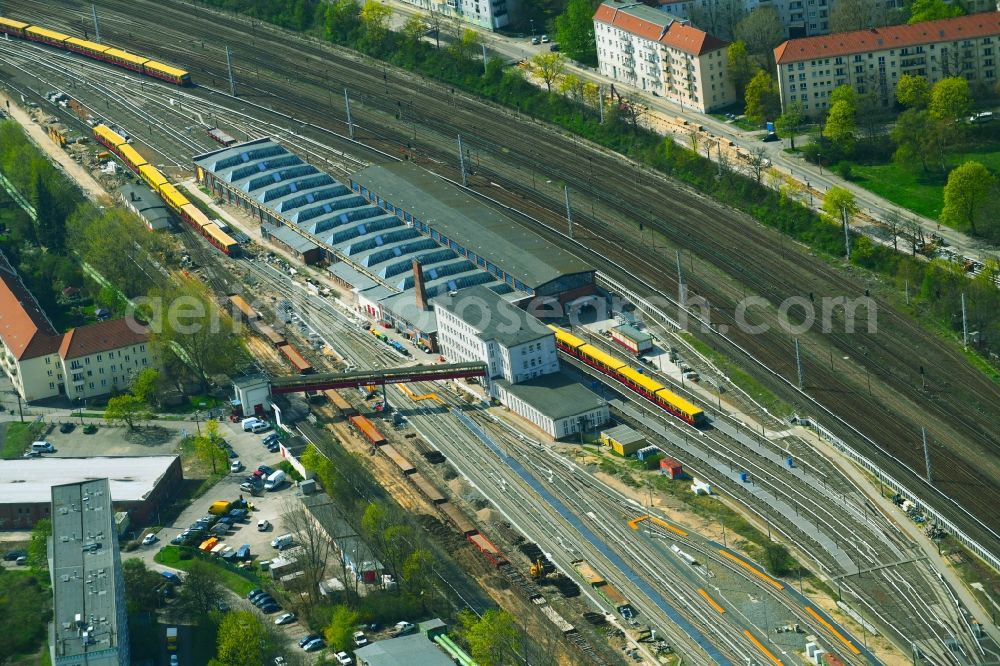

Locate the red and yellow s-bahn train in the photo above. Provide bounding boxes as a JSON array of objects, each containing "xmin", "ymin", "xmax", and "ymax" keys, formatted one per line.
[
  {"xmin": 0, "ymin": 17, "xmax": 191, "ymax": 85},
  {"xmin": 93, "ymin": 124, "xmax": 239, "ymax": 255},
  {"xmin": 548, "ymin": 324, "xmax": 708, "ymax": 427}
]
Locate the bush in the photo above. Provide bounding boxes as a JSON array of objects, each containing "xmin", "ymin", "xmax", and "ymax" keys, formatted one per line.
[{"xmin": 837, "ymin": 162, "xmax": 854, "ymax": 180}]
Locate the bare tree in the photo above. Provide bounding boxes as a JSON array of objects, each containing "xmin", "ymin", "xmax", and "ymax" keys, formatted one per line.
[
  {"xmin": 903, "ymin": 218, "xmax": 924, "ymax": 255},
  {"xmin": 746, "ymin": 146, "xmax": 770, "ymax": 184},
  {"xmin": 282, "ymin": 502, "xmax": 335, "ymax": 606},
  {"xmin": 883, "ymin": 209, "xmax": 903, "ymax": 252},
  {"xmin": 690, "ymin": 0, "xmax": 746, "ymax": 39}
]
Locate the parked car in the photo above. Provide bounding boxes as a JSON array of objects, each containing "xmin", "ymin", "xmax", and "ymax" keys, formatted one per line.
[
  {"xmin": 540, "ymin": 34, "xmax": 550, "ymax": 42},
  {"xmin": 762, "ymin": 132, "xmax": 780, "ymax": 142},
  {"xmin": 170, "ymin": 655, "xmax": 179, "ymax": 666},
  {"xmin": 260, "ymin": 602, "xmax": 281, "ymax": 614},
  {"xmin": 549, "ymin": 42, "xmax": 560, "ymax": 51},
  {"xmin": 303, "ymin": 638, "xmax": 324, "ymax": 652},
  {"xmin": 14, "ymin": 555, "xmax": 27, "ymax": 566},
  {"xmin": 247, "ymin": 588, "xmax": 264, "ymax": 600},
  {"xmin": 274, "ymin": 612, "xmax": 296, "ymax": 625},
  {"xmin": 141, "ymin": 533, "xmax": 158, "ymax": 546},
  {"xmin": 271, "ymin": 534, "xmax": 293, "ymax": 550},
  {"xmin": 263, "ymin": 433, "xmax": 280, "ymax": 445},
  {"xmin": 298, "ymin": 634, "xmax": 321, "ymax": 648},
  {"xmin": 59, "ymin": 422, "xmax": 75, "ymax": 433},
  {"xmin": 3, "ymin": 550, "xmax": 26, "ymax": 561},
  {"xmin": 391, "ymin": 621, "xmax": 416, "ymax": 637},
  {"xmin": 257, "ymin": 519, "xmax": 271, "ymax": 532},
  {"xmin": 267, "ymin": 442, "xmax": 281, "ymax": 453},
  {"xmin": 82, "ymin": 424, "xmax": 97, "ymax": 434},
  {"xmin": 530, "ymin": 35, "xmax": 540, "ymax": 45},
  {"xmin": 352, "ymin": 631, "xmax": 369, "ymax": 647},
  {"xmin": 160, "ymin": 571, "xmax": 182, "ymax": 585},
  {"xmin": 334, "ymin": 652, "xmax": 353, "ymax": 665},
  {"xmin": 257, "ymin": 465, "xmax": 274, "ymax": 476},
  {"xmin": 226, "ymin": 447, "xmax": 239, "ymax": 459}
]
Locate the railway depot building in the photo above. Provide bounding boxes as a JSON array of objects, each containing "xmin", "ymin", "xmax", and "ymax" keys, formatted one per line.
[
  {"xmin": 593, "ymin": 0, "xmax": 737, "ymax": 112},
  {"xmin": 194, "ymin": 141, "xmax": 595, "ymax": 351},
  {"xmin": 773, "ymin": 12, "xmax": 1000, "ymax": 114},
  {"xmin": 1, "ymin": 252, "xmax": 153, "ymax": 402},
  {"xmin": 49, "ymin": 478, "xmax": 130, "ymax": 666}
]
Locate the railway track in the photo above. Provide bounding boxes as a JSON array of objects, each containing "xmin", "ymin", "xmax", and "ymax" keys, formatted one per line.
[{"xmin": 11, "ymin": 0, "xmax": 991, "ymax": 551}]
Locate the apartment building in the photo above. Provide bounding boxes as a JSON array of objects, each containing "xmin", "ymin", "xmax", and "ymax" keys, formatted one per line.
[
  {"xmin": 403, "ymin": 0, "xmax": 514, "ymax": 30},
  {"xmin": 1, "ymin": 250, "xmax": 153, "ymax": 402},
  {"xmin": 594, "ymin": 0, "xmax": 737, "ymax": 113},
  {"xmin": 774, "ymin": 12, "xmax": 1000, "ymax": 113}
]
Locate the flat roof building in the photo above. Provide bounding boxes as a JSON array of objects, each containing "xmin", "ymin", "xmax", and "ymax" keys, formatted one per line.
[
  {"xmin": 118, "ymin": 183, "xmax": 172, "ymax": 231},
  {"xmin": 774, "ymin": 13, "xmax": 1000, "ymax": 114},
  {"xmin": 495, "ymin": 373, "xmax": 610, "ymax": 439},
  {"xmin": 0, "ymin": 456, "xmax": 183, "ymax": 528},
  {"xmin": 354, "ymin": 632, "xmax": 455, "ymax": 666},
  {"xmin": 49, "ymin": 478, "xmax": 130, "ymax": 666}
]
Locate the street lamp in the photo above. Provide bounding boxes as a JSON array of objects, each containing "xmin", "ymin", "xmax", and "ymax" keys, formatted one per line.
[
  {"xmin": 77, "ymin": 397, "xmax": 83, "ymax": 426},
  {"xmin": 8, "ymin": 390, "xmax": 24, "ymax": 423},
  {"xmin": 817, "ymin": 153, "xmax": 823, "ymax": 175},
  {"xmin": 529, "ymin": 19, "xmax": 535, "ymax": 39}
]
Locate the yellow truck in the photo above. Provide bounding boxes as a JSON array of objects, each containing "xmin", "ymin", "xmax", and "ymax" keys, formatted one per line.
[{"xmin": 208, "ymin": 500, "xmax": 231, "ymax": 515}]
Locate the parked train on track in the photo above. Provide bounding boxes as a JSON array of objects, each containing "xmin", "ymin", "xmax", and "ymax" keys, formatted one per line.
[
  {"xmin": 93, "ymin": 124, "xmax": 239, "ymax": 255},
  {"xmin": 0, "ymin": 17, "xmax": 191, "ymax": 85},
  {"xmin": 548, "ymin": 324, "xmax": 707, "ymax": 427}
]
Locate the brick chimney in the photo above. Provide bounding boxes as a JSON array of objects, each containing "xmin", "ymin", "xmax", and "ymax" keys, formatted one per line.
[{"xmin": 412, "ymin": 259, "xmax": 428, "ymax": 311}]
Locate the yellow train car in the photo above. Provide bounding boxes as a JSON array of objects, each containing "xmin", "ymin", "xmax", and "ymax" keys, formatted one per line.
[
  {"xmin": 0, "ymin": 17, "xmax": 29, "ymax": 37},
  {"xmin": 203, "ymin": 223, "xmax": 238, "ymax": 255},
  {"xmin": 654, "ymin": 387, "xmax": 704, "ymax": 425},
  {"xmin": 116, "ymin": 143, "xmax": 148, "ymax": 172},
  {"xmin": 548, "ymin": 324, "xmax": 587, "ymax": 352},
  {"xmin": 138, "ymin": 164, "xmax": 167, "ymax": 190},
  {"xmin": 92, "ymin": 124, "xmax": 128, "ymax": 150},
  {"xmin": 578, "ymin": 343, "xmax": 627, "ymax": 373},
  {"xmin": 65, "ymin": 36, "xmax": 109, "ymax": 58},
  {"xmin": 618, "ymin": 365, "xmax": 665, "ymax": 396},
  {"xmin": 180, "ymin": 202, "xmax": 212, "ymax": 231},
  {"xmin": 143, "ymin": 60, "xmax": 191, "ymax": 86},
  {"xmin": 158, "ymin": 182, "xmax": 188, "ymax": 213},
  {"xmin": 101, "ymin": 47, "xmax": 150, "ymax": 73},
  {"xmin": 25, "ymin": 25, "xmax": 70, "ymax": 46}
]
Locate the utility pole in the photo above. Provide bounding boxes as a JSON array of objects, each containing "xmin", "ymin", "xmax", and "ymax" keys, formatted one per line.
[
  {"xmin": 795, "ymin": 338, "xmax": 804, "ymax": 390},
  {"xmin": 842, "ymin": 207, "xmax": 851, "ymax": 259},
  {"xmin": 91, "ymin": 4, "xmax": 101, "ymax": 42},
  {"xmin": 564, "ymin": 185, "xmax": 573, "ymax": 239},
  {"xmin": 598, "ymin": 85, "xmax": 605, "ymax": 124},
  {"xmin": 676, "ymin": 250, "xmax": 685, "ymax": 305},
  {"xmin": 922, "ymin": 427, "xmax": 932, "ymax": 483},
  {"xmin": 344, "ymin": 88, "xmax": 354, "ymax": 139},
  {"xmin": 225, "ymin": 46, "xmax": 236, "ymax": 96},
  {"xmin": 481, "ymin": 43, "xmax": 488, "ymax": 74},
  {"xmin": 961, "ymin": 293, "xmax": 968, "ymax": 348},
  {"xmin": 457, "ymin": 134, "xmax": 467, "ymax": 187}
]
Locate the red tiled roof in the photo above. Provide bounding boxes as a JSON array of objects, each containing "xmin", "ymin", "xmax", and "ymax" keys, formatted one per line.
[
  {"xmin": 775, "ymin": 12, "xmax": 1000, "ymax": 64},
  {"xmin": 0, "ymin": 253, "xmax": 61, "ymax": 360},
  {"xmin": 594, "ymin": 1, "xmax": 728, "ymax": 55},
  {"xmin": 58, "ymin": 317, "xmax": 149, "ymax": 360}
]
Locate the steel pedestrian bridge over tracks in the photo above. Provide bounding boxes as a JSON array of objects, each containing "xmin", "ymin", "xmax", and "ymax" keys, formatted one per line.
[{"xmin": 269, "ymin": 361, "xmax": 487, "ymax": 394}]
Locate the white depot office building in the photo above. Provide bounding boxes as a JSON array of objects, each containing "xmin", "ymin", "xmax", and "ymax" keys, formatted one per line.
[
  {"xmin": 398, "ymin": 0, "xmax": 515, "ymax": 30},
  {"xmin": 433, "ymin": 285, "xmax": 608, "ymax": 439},
  {"xmin": 433, "ymin": 285, "xmax": 559, "ymax": 387}
]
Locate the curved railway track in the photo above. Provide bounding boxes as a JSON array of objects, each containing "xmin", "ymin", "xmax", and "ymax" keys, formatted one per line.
[{"xmin": 6, "ymin": 0, "xmax": 999, "ymax": 565}]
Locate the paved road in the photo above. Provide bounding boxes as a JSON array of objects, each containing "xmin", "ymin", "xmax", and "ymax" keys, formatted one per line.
[{"xmin": 376, "ymin": 0, "xmax": 997, "ymax": 266}]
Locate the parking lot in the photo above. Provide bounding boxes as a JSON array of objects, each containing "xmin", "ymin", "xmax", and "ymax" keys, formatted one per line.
[{"xmin": 43, "ymin": 421, "xmax": 186, "ymax": 458}]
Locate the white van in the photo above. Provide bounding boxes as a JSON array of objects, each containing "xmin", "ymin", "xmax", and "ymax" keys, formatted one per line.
[
  {"xmin": 250, "ymin": 421, "xmax": 271, "ymax": 434},
  {"xmin": 241, "ymin": 417, "xmax": 262, "ymax": 431},
  {"xmin": 264, "ymin": 470, "xmax": 286, "ymax": 491},
  {"xmin": 31, "ymin": 441, "xmax": 55, "ymax": 453},
  {"xmin": 270, "ymin": 534, "xmax": 293, "ymax": 550}
]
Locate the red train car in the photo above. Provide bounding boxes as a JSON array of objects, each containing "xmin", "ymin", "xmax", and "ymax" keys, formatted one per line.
[
  {"xmin": 348, "ymin": 415, "xmax": 387, "ymax": 446},
  {"xmin": 467, "ymin": 533, "xmax": 507, "ymax": 567}
]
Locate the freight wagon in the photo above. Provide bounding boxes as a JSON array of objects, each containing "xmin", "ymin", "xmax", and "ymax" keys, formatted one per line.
[
  {"xmin": 207, "ymin": 128, "xmax": 238, "ymax": 146},
  {"xmin": 5, "ymin": 17, "xmax": 191, "ymax": 84},
  {"xmin": 379, "ymin": 444, "xmax": 416, "ymax": 476},
  {"xmin": 348, "ymin": 415, "xmax": 387, "ymax": 446},
  {"xmin": 409, "ymin": 473, "xmax": 445, "ymax": 504},
  {"xmin": 228, "ymin": 294, "xmax": 260, "ymax": 320},
  {"xmin": 439, "ymin": 502, "xmax": 476, "ymax": 536},
  {"xmin": 253, "ymin": 322, "xmax": 286, "ymax": 348},
  {"xmin": 279, "ymin": 343, "xmax": 313, "ymax": 374},
  {"xmin": 467, "ymin": 533, "xmax": 507, "ymax": 567},
  {"xmin": 323, "ymin": 389, "xmax": 357, "ymax": 417}
]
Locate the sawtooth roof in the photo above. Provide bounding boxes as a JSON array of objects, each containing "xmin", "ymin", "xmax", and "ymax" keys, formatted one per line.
[{"xmin": 774, "ymin": 12, "xmax": 1000, "ymax": 64}]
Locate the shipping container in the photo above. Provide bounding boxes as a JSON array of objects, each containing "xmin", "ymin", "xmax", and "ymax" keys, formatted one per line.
[{"xmin": 660, "ymin": 457, "xmax": 683, "ymax": 479}]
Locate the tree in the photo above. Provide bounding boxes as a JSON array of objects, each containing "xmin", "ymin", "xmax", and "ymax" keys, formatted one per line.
[
  {"xmin": 282, "ymin": 503, "xmax": 333, "ymax": 605},
  {"xmin": 727, "ymin": 41, "xmax": 757, "ymax": 100},
  {"xmin": 359, "ymin": 0, "xmax": 391, "ymax": 45},
  {"xmin": 746, "ymin": 146, "xmax": 770, "ymax": 184},
  {"xmin": 908, "ymin": 0, "xmax": 962, "ymax": 23},
  {"xmin": 216, "ymin": 611, "xmax": 274, "ymax": 666},
  {"xmin": 144, "ymin": 281, "xmax": 249, "ymax": 391},
  {"xmin": 459, "ymin": 609, "xmax": 521, "ymax": 666},
  {"xmin": 104, "ymin": 394, "xmax": 151, "ymax": 431},
  {"xmin": 829, "ymin": 0, "xmax": 876, "ymax": 32},
  {"xmin": 130, "ymin": 368, "xmax": 161, "ymax": 405},
  {"xmin": 929, "ymin": 76, "xmax": 973, "ymax": 125},
  {"xmin": 33, "ymin": 170, "xmax": 64, "ymax": 253},
  {"xmin": 940, "ymin": 161, "xmax": 997, "ymax": 235},
  {"xmin": 123, "ymin": 558, "xmax": 163, "ymax": 614},
  {"xmin": 892, "ymin": 108, "xmax": 938, "ymax": 173},
  {"xmin": 554, "ymin": 0, "xmax": 597, "ymax": 65},
  {"xmin": 324, "ymin": 0, "xmax": 361, "ymax": 42},
  {"xmin": 763, "ymin": 543, "xmax": 795, "ymax": 576},
  {"xmin": 690, "ymin": 0, "xmax": 746, "ymax": 39},
  {"xmin": 0, "ymin": 569, "xmax": 50, "ymax": 664},
  {"xmin": 822, "ymin": 186, "xmax": 859, "ymax": 224},
  {"xmin": 400, "ymin": 14, "xmax": 428, "ymax": 48},
  {"xmin": 401, "ymin": 548, "xmax": 434, "ymax": 597},
  {"xmin": 774, "ymin": 101, "xmax": 805, "ymax": 149},
  {"xmin": 28, "ymin": 518, "xmax": 51, "ymax": 575},
  {"xmin": 448, "ymin": 28, "xmax": 482, "ymax": 62},
  {"xmin": 557, "ymin": 72, "xmax": 585, "ymax": 101},
  {"xmin": 530, "ymin": 52, "xmax": 566, "ymax": 93},
  {"xmin": 743, "ymin": 70, "xmax": 780, "ymax": 125},
  {"xmin": 425, "ymin": 10, "xmax": 445, "ymax": 49},
  {"xmin": 324, "ymin": 605, "xmax": 360, "ymax": 652},
  {"xmin": 823, "ymin": 99, "xmax": 857, "ymax": 148},
  {"xmin": 173, "ymin": 560, "xmax": 224, "ymax": 622},
  {"xmin": 896, "ymin": 74, "xmax": 931, "ymax": 109},
  {"xmin": 193, "ymin": 430, "xmax": 227, "ymax": 474},
  {"xmin": 734, "ymin": 7, "xmax": 784, "ymax": 68}
]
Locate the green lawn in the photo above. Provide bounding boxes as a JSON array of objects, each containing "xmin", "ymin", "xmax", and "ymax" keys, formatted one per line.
[
  {"xmin": 1, "ymin": 421, "xmax": 44, "ymax": 459},
  {"xmin": 849, "ymin": 140, "xmax": 1000, "ymax": 222},
  {"xmin": 154, "ymin": 546, "xmax": 260, "ymax": 596}
]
